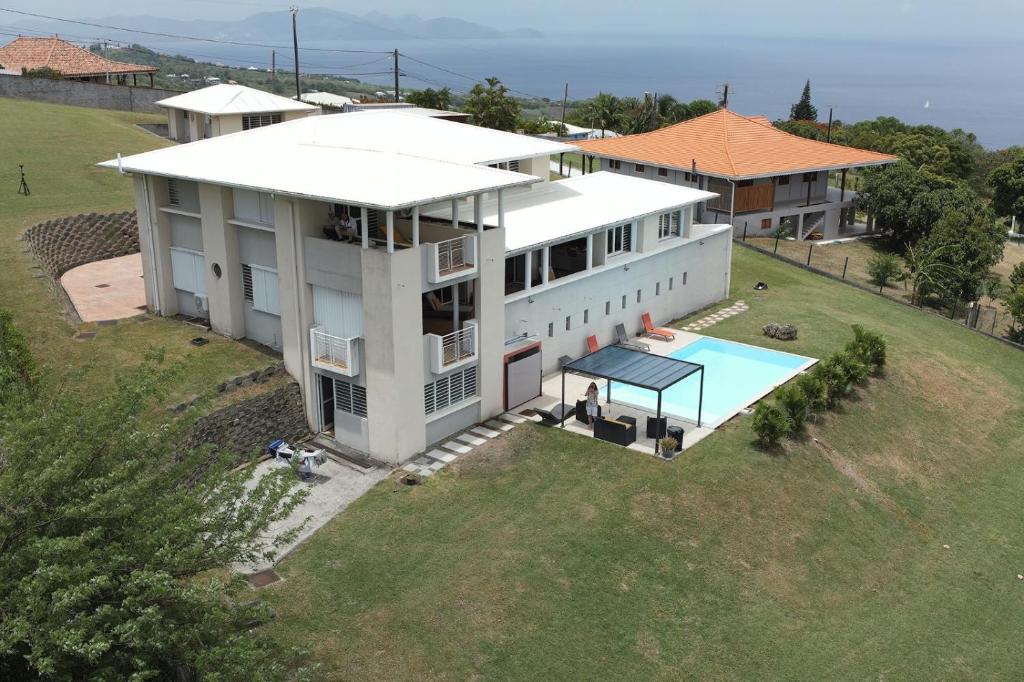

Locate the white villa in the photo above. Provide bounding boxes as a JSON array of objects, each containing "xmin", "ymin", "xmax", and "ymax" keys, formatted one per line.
[
  {"xmin": 157, "ymin": 84, "xmax": 320, "ymax": 143},
  {"xmin": 577, "ymin": 109, "xmax": 898, "ymax": 241},
  {"xmin": 102, "ymin": 111, "xmax": 731, "ymax": 465}
]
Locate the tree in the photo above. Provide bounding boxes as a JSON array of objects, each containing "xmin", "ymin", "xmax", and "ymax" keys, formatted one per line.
[
  {"xmin": 0, "ymin": 336, "xmax": 310, "ymax": 680},
  {"xmin": 867, "ymin": 252, "xmax": 902, "ymax": 288},
  {"xmin": 857, "ymin": 162, "xmax": 948, "ymax": 243},
  {"xmin": 0, "ymin": 311, "xmax": 37, "ymax": 405},
  {"xmin": 902, "ymin": 241, "xmax": 958, "ymax": 306},
  {"xmin": 405, "ymin": 87, "xmax": 451, "ymax": 111},
  {"xmin": 751, "ymin": 402, "xmax": 792, "ymax": 449},
  {"xmin": 621, "ymin": 94, "xmax": 659, "ymax": 134},
  {"xmin": 917, "ymin": 209, "xmax": 1006, "ymax": 301},
  {"xmin": 580, "ymin": 92, "xmax": 626, "ymax": 137},
  {"xmin": 22, "ymin": 66, "xmax": 62, "ymax": 80},
  {"xmin": 789, "ymin": 80, "xmax": 817, "ymax": 121},
  {"xmin": 1007, "ymin": 285, "xmax": 1024, "ymax": 342},
  {"xmin": 989, "ymin": 156, "xmax": 1024, "ymax": 224},
  {"xmin": 1010, "ymin": 262, "xmax": 1024, "ymax": 290},
  {"xmin": 906, "ymin": 182, "xmax": 986, "ymax": 243},
  {"xmin": 462, "ymin": 77, "xmax": 520, "ymax": 131}
]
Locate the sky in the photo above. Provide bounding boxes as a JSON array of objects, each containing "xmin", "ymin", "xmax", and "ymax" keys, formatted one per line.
[{"xmin": 2, "ymin": 0, "xmax": 1020, "ymax": 40}]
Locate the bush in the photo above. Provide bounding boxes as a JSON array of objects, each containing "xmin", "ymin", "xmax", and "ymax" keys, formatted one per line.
[
  {"xmin": 794, "ymin": 372, "xmax": 827, "ymax": 415},
  {"xmin": 814, "ymin": 360, "xmax": 848, "ymax": 407},
  {"xmin": 867, "ymin": 252, "xmax": 903, "ymax": 288},
  {"xmin": 0, "ymin": 310, "xmax": 38, "ymax": 407},
  {"xmin": 752, "ymin": 402, "xmax": 792, "ymax": 449},
  {"xmin": 775, "ymin": 384, "xmax": 810, "ymax": 432},
  {"xmin": 659, "ymin": 436, "xmax": 678, "ymax": 454},
  {"xmin": 846, "ymin": 325, "xmax": 887, "ymax": 373}
]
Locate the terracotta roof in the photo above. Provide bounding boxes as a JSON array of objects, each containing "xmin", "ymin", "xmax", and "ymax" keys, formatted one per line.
[
  {"xmin": 0, "ymin": 36, "xmax": 157, "ymax": 77},
  {"xmin": 576, "ymin": 108, "xmax": 897, "ymax": 180}
]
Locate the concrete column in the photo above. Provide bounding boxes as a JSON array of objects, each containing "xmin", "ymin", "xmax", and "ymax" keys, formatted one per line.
[
  {"xmin": 497, "ymin": 189, "xmax": 505, "ymax": 229},
  {"xmin": 585, "ymin": 233, "xmax": 593, "ymax": 270},
  {"xmin": 452, "ymin": 283, "xmax": 460, "ymax": 331},
  {"xmin": 474, "ymin": 193, "xmax": 484, "ymax": 233},
  {"xmin": 524, "ymin": 249, "xmax": 532, "ymax": 291},
  {"xmin": 198, "ymin": 183, "xmax": 245, "ymax": 338},
  {"xmin": 385, "ymin": 210, "xmax": 395, "ymax": 254},
  {"xmin": 476, "ymin": 227, "xmax": 506, "ymax": 419},
  {"xmin": 412, "ymin": 205, "xmax": 420, "ymax": 247},
  {"xmin": 451, "ymin": 198, "xmax": 458, "ymax": 229},
  {"xmin": 541, "ymin": 247, "xmax": 550, "ymax": 285},
  {"xmin": 360, "ymin": 207, "xmax": 369, "ymax": 249},
  {"xmin": 134, "ymin": 175, "xmax": 178, "ymax": 316},
  {"xmin": 797, "ymin": 213, "xmax": 806, "ymax": 240}
]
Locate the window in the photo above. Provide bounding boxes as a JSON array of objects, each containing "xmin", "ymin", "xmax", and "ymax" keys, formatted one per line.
[
  {"xmin": 334, "ymin": 380, "xmax": 367, "ymax": 418},
  {"xmin": 669, "ymin": 277, "xmax": 674, "ymax": 290},
  {"xmin": 683, "ymin": 271, "xmax": 688, "ymax": 285},
  {"xmin": 684, "ymin": 172, "xmax": 692, "ymax": 182},
  {"xmin": 606, "ymin": 224, "xmax": 632, "ymax": 256},
  {"xmin": 241, "ymin": 263, "xmax": 280, "ymax": 315},
  {"xmin": 241, "ymin": 112, "xmax": 283, "ymax": 130},
  {"xmin": 778, "ymin": 175, "xmax": 790, "ymax": 186},
  {"xmin": 658, "ymin": 211, "xmax": 681, "ymax": 239},
  {"xmin": 621, "ymin": 295, "xmax": 627, "ymax": 310},
  {"xmin": 635, "ymin": 164, "xmax": 646, "ymax": 174},
  {"xmin": 169, "ymin": 247, "xmax": 207, "ymax": 295},
  {"xmin": 656, "ymin": 282, "xmax": 661, "ymax": 296},
  {"xmin": 233, "ymin": 189, "xmax": 274, "ymax": 225},
  {"xmin": 584, "ymin": 309, "xmax": 589, "ymax": 324},
  {"xmin": 605, "ymin": 301, "xmax": 610, "ymax": 315},
  {"xmin": 636, "ymin": 289, "xmax": 642, "ymax": 304},
  {"xmin": 167, "ymin": 178, "xmax": 180, "ymax": 206},
  {"xmin": 738, "ymin": 179, "xmax": 754, "ymax": 188},
  {"xmin": 609, "ymin": 159, "xmax": 621, "ymax": 170},
  {"xmin": 424, "ymin": 366, "xmax": 477, "ymax": 415},
  {"xmin": 548, "ymin": 322, "xmax": 554, "ymax": 338},
  {"xmin": 761, "ymin": 218, "xmax": 772, "ymax": 230},
  {"xmin": 658, "ymin": 167, "xmax": 668, "ymax": 177},
  {"xmin": 508, "ymin": 159, "xmax": 520, "ymax": 172},
  {"xmin": 802, "ymin": 172, "xmax": 817, "ymax": 183},
  {"xmin": 565, "ymin": 315, "xmax": 571, "ymax": 331}
]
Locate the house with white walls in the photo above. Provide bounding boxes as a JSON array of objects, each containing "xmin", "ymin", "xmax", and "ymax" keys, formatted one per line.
[
  {"xmin": 158, "ymin": 83, "xmax": 320, "ymax": 143},
  {"xmin": 102, "ymin": 111, "xmax": 730, "ymax": 465}
]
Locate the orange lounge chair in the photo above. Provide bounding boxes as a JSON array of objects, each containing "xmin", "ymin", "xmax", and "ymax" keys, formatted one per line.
[
  {"xmin": 586, "ymin": 335, "xmax": 600, "ymax": 353},
  {"xmin": 641, "ymin": 313, "xmax": 676, "ymax": 341}
]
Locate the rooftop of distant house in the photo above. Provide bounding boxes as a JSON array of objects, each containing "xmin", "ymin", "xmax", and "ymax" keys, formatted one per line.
[
  {"xmin": 576, "ymin": 108, "xmax": 897, "ymax": 180},
  {"xmin": 0, "ymin": 36, "xmax": 158, "ymax": 77},
  {"xmin": 157, "ymin": 83, "xmax": 318, "ymax": 116}
]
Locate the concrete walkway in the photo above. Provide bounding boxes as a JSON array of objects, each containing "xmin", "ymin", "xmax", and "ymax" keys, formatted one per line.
[{"xmin": 60, "ymin": 253, "xmax": 146, "ymax": 322}]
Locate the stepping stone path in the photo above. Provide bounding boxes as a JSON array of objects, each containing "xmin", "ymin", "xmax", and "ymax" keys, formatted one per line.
[
  {"xmin": 681, "ymin": 300, "xmax": 749, "ymax": 332},
  {"xmin": 401, "ymin": 412, "xmax": 531, "ymax": 478}
]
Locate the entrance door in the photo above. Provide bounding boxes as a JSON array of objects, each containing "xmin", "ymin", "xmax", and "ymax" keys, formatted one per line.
[{"xmin": 318, "ymin": 374, "xmax": 335, "ymax": 431}]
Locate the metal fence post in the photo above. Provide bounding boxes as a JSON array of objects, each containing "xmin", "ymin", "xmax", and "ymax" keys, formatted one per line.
[
  {"xmin": 806, "ymin": 243, "xmax": 813, "ymax": 266},
  {"xmin": 842, "ymin": 256, "xmax": 849, "ymax": 279},
  {"xmin": 773, "ymin": 232, "xmax": 780, "ymax": 253},
  {"xmin": 742, "ymin": 221, "xmax": 748, "ymax": 242}
]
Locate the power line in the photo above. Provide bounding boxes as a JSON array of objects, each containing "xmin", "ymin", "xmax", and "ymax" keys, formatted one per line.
[
  {"xmin": 0, "ymin": 7, "xmax": 392, "ymax": 54},
  {"xmin": 399, "ymin": 52, "xmax": 546, "ymax": 100}
]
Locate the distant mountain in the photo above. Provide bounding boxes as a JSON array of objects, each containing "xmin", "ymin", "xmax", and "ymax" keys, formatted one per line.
[{"xmin": 13, "ymin": 7, "xmax": 543, "ymax": 43}]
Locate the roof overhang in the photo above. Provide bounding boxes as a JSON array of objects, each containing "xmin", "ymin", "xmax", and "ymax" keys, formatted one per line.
[
  {"xmin": 564, "ymin": 344, "xmax": 703, "ymax": 392},
  {"xmin": 581, "ymin": 151, "xmax": 897, "ymax": 181}
]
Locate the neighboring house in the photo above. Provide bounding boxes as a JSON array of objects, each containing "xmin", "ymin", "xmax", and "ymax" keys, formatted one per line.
[
  {"xmin": 156, "ymin": 84, "xmax": 320, "ymax": 142},
  {"xmin": 544, "ymin": 121, "xmax": 621, "ymax": 141},
  {"xmin": 341, "ymin": 100, "xmax": 471, "ymax": 123},
  {"xmin": 577, "ymin": 109, "xmax": 898, "ymax": 241},
  {"xmin": 0, "ymin": 36, "xmax": 158, "ymax": 86},
  {"xmin": 101, "ymin": 111, "xmax": 730, "ymax": 465},
  {"xmin": 296, "ymin": 91, "xmax": 357, "ymax": 111}
]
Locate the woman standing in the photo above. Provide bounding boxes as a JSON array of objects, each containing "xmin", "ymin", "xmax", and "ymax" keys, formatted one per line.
[{"xmin": 585, "ymin": 381, "xmax": 600, "ymax": 426}]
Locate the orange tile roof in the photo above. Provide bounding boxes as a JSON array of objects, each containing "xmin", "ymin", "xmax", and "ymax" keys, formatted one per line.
[
  {"xmin": 0, "ymin": 36, "xmax": 157, "ymax": 77},
  {"xmin": 576, "ymin": 108, "xmax": 897, "ymax": 179}
]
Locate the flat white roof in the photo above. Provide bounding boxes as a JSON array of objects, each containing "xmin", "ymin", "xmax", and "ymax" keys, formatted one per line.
[
  {"xmin": 157, "ymin": 84, "xmax": 318, "ymax": 116},
  {"xmin": 427, "ymin": 171, "xmax": 718, "ymax": 253},
  {"xmin": 297, "ymin": 91, "xmax": 355, "ymax": 107},
  {"xmin": 100, "ymin": 117, "xmax": 539, "ymax": 210}
]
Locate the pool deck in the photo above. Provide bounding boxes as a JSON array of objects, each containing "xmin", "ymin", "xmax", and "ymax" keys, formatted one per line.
[{"xmin": 518, "ymin": 328, "xmax": 814, "ymax": 457}]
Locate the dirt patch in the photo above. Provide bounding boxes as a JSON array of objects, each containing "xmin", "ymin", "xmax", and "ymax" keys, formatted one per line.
[
  {"xmin": 812, "ymin": 437, "xmax": 897, "ymax": 512},
  {"xmin": 449, "ymin": 424, "xmax": 535, "ymax": 474}
]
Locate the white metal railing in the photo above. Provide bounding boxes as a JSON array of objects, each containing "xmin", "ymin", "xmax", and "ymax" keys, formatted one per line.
[
  {"xmin": 426, "ymin": 234, "xmax": 477, "ymax": 283},
  {"xmin": 310, "ymin": 327, "xmax": 360, "ymax": 377},
  {"xmin": 426, "ymin": 320, "xmax": 478, "ymax": 373}
]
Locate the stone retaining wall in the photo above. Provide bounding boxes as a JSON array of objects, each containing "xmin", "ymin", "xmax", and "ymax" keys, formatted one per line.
[
  {"xmin": 186, "ymin": 383, "xmax": 311, "ymax": 465},
  {"xmin": 23, "ymin": 211, "xmax": 139, "ymax": 278},
  {"xmin": 0, "ymin": 74, "xmax": 176, "ymax": 114}
]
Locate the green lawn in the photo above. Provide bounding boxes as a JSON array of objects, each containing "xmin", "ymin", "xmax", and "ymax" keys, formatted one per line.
[
  {"xmin": 264, "ymin": 246, "xmax": 1024, "ymax": 679},
  {"xmin": 0, "ymin": 97, "xmax": 272, "ymax": 402}
]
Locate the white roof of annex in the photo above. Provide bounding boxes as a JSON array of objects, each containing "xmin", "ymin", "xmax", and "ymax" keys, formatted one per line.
[
  {"xmin": 428, "ymin": 171, "xmax": 718, "ymax": 253},
  {"xmin": 296, "ymin": 91, "xmax": 356, "ymax": 107},
  {"xmin": 156, "ymin": 84, "xmax": 319, "ymax": 116},
  {"xmin": 101, "ymin": 112, "xmax": 560, "ymax": 210}
]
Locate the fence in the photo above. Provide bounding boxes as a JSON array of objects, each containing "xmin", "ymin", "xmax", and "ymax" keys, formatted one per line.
[{"xmin": 735, "ymin": 237, "xmax": 1023, "ymax": 351}]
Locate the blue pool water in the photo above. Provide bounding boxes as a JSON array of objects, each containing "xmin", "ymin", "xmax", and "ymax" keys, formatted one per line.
[{"xmin": 611, "ymin": 337, "xmax": 814, "ymax": 427}]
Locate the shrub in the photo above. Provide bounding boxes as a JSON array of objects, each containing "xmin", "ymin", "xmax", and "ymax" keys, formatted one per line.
[
  {"xmin": 814, "ymin": 360, "xmax": 848, "ymax": 407},
  {"xmin": 752, "ymin": 401, "xmax": 792, "ymax": 449},
  {"xmin": 794, "ymin": 372, "xmax": 827, "ymax": 415},
  {"xmin": 775, "ymin": 384, "xmax": 810, "ymax": 432},
  {"xmin": 659, "ymin": 436, "xmax": 678, "ymax": 454},
  {"xmin": 833, "ymin": 350, "xmax": 869, "ymax": 386},
  {"xmin": 867, "ymin": 252, "xmax": 902, "ymax": 288},
  {"xmin": 848, "ymin": 325, "xmax": 887, "ymax": 372}
]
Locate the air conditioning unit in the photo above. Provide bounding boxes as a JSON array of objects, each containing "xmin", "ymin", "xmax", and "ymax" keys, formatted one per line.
[{"xmin": 194, "ymin": 294, "xmax": 208, "ymax": 313}]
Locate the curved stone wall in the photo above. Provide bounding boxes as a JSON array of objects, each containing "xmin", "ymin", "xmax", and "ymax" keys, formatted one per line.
[{"xmin": 23, "ymin": 210, "xmax": 139, "ymax": 279}]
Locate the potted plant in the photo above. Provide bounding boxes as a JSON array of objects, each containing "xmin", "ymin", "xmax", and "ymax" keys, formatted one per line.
[{"xmin": 659, "ymin": 436, "xmax": 678, "ymax": 459}]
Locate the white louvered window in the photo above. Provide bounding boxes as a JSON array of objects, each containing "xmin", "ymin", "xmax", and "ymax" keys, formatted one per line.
[
  {"xmin": 233, "ymin": 189, "xmax": 275, "ymax": 226},
  {"xmin": 167, "ymin": 178, "xmax": 180, "ymax": 206},
  {"xmin": 334, "ymin": 380, "xmax": 367, "ymax": 418},
  {"xmin": 508, "ymin": 159, "xmax": 520, "ymax": 172},
  {"xmin": 242, "ymin": 264, "xmax": 279, "ymax": 315},
  {"xmin": 606, "ymin": 223, "xmax": 632, "ymax": 257},
  {"xmin": 242, "ymin": 112, "xmax": 283, "ymax": 130},
  {"xmin": 169, "ymin": 247, "xmax": 206, "ymax": 295},
  {"xmin": 424, "ymin": 366, "xmax": 477, "ymax": 415},
  {"xmin": 658, "ymin": 211, "xmax": 682, "ymax": 239},
  {"xmin": 241, "ymin": 264, "xmax": 254, "ymax": 301}
]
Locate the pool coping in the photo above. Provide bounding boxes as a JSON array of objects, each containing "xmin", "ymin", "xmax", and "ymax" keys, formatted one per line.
[{"xmin": 609, "ymin": 333, "xmax": 818, "ymax": 429}]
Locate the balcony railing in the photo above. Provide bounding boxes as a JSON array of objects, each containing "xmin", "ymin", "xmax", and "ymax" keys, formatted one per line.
[
  {"xmin": 424, "ymin": 234, "xmax": 477, "ymax": 283},
  {"xmin": 310, "ymin": 327, "xmax": 361, "ymax": 377},
  {"xmin": 426, "ymin": 320, "xmax": 478, "ymax": 374}
]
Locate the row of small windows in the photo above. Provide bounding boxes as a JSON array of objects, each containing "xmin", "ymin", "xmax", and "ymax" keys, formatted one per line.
[
  {"xmin": 610, "ymin": 160, "xmax": 818, "ymax": 186},
  {"xmin": 242, "ymin": 112, "xmax": 283, "ymax": 130},
  {"xmin": 547, "ymin": 272, "xmax": 688, "ymax": 337}
]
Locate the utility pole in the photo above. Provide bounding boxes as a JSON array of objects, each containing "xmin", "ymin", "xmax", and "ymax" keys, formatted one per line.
[
  {"xmin": 271, "ymin": 49, "xmax": 276, "ymax": 82},
  {"xmin": 826, "ymin": 106, "xmax": 834, "ymax": 143},
  {"xmin": 393, "ymin": 49, "xmax": 400, "ymax": 102},
  {"xmin": 290, "ymin": 7, "xmax": 300, "ymax": 100},
  {"xmin": 559, "ymin": 82, "xmax": 568, "ymax": 135},
  {"xmin": 718, "ymin": 82, "xmax": 730, "ymax": 109}
]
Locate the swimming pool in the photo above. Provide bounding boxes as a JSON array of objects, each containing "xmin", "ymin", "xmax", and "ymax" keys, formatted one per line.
[{"xmin": 611, "ymin": 337, "xmax": 816, "ymax": 427}]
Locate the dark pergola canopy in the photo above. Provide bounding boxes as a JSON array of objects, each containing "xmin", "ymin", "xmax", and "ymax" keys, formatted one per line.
[{"xmin": 561, "ymin": 345, "xmax": 705, "ymax": 453}]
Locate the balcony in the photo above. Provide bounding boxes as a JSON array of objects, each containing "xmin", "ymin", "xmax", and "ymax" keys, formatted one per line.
[
  {"xmin": 426, "ymin": 320, "xmax": 478, "ymax": 374},
  {"xmin": 424, "ymin": 234, "xmax": 477, "ymax": 284},
  {"xmin": 310, "ymin": 327, "xmax": 361, "ymax": 376}
]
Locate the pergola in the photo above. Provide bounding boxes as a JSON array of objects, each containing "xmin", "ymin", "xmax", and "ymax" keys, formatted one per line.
[{"xmin": 560, "ymin": 345, "xmax": 705, "ymax": 452}]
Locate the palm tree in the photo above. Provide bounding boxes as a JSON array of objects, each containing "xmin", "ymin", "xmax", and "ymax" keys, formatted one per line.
[
  {"xmin": 585, "ymin": 92, "xmax": 625, "ymax": 138},
  {"xmin": 902, "ymin": 243, "xmax": 959, "ymax": 306}
]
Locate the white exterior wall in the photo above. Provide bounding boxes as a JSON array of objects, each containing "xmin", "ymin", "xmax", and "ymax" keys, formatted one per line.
[{"xmin": 504, "ymin": 226, "xmax": 733, "ymax": 375}]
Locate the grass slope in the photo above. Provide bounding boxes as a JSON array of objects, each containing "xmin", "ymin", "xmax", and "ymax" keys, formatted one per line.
[
  {"xmin": 0, "ymin": 97, "xmax": 271, "ymax": 401},
  {"xmin": 265, "ymin": 246, "xmax": 1024, "ymax": 679}
]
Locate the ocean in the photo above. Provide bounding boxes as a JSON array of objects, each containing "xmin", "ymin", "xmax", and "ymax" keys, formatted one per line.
[{"xmin": 150, "ymin": 33, "xmax": 1024, "ymax": 149}]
